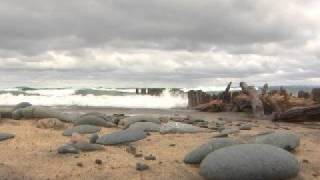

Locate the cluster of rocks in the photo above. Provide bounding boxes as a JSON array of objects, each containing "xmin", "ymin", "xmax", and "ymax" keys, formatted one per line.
[{"xmin": 183, "ymin": 132, "xmax": 301, "ymax": 180}]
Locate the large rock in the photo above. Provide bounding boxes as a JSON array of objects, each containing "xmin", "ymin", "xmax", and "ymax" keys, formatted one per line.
[
  {"xmin": 72, "ymin": 141, "xmax": 105, "ymax": 152},
  {"xmin": 63, "ymin": 125, "xmax": 101, "ymax": 136},
  {"xmin": 160, "ymin": 122, "xmax": 208, "ymax": 134},
  {"xmin": 118, "ymin": 115, "xmax": 161, "ymax": 129},
  {"xmin": 96, "ymin": 129, "xmax": 147, "ymax": 145},
  {"xmin": 127, "ymin": 122, "xmax": 160, "ymax": 132},
  {"xmin": 200, "ymin": 144, "xmax": 299, "ymax": 180},
  {"xmin": 252, "ymin": 132, "xmax": 300, "ymax": 151},
  {"xmin": 74, "ymin": 115, "xmax": 116, "ymax": 127},
  {"xmin": 184, "ymin": 138, "xmax": 238, "ymax": 164},
  {"xmin": 0, "ymin": 133, "xmax": 15, "ymax": 141},
  {"xmin": 36, "ymin": 118, "xmax": 66, "ymax": 130}
]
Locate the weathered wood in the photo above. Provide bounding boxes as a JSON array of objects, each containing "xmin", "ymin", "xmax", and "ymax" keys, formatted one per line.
[
  {"xmin": 222, "ymin": 82, "xmax": 232, "ymax": 103},
  {"xmin": 240, "ymin": 82, "xmax": 264, "ymax": 118},
  {"xmin": 273, "ymin": 104, "xmax": 320, "ymax": 122}
]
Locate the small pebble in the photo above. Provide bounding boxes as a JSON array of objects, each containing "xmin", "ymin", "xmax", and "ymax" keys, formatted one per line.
[
  {"xmin": 136, "ymin": 163, "xmax": 150, "ymax": 171},
  {"xmin": 144, "ymin": 154, "xmax": 156, "ymax": 160},
  {"xmin": 95, "ymin": 159, "xmax": 102, "ymax": 165},
  {"xmin": 134, "ymin": 153, "xmax": 143, "ymax": 158},
  {"xmin": 76, "ymin": 162, "xmax": 83, "ymax": 167}
]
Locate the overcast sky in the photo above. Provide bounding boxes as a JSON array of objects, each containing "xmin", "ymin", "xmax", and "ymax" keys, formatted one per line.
[{"xmin": 0, "ymin": 0, "xmax": 319, "ymax": 88}]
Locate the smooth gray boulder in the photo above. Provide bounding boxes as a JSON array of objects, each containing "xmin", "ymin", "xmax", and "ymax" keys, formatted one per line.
[
  {"xmin": 80, "ymin": 112, "xmax": 117, "ymax": 123},
  {"xmin": 200, "ymin": 144, "xmax": 299, "ymax": 180},
  {"xmin": 72, "ymin": 141, "xmax": 105, "ymax": 152},
  {"xmin": 252, "ymin": 132, "xmax": 300, "ymax": 151},
  {"xmin": 0, "ymin": 133, "xmax": 15, "ymax": 141},
  {"xmin": 96, "ymin": 129, "xmax": 147, "ymax": 145},
  {"xmin": 184, "ymin": 138, "xmax": 238, "ymax": 164},
  {"xmin": 74, "ymin": 115, "xmax": 116, "ymax": 127},
  {"xmin": 127, "ymin": 122, "xmax": 160, "ymax": 132},
  {"xmin": 63, "ymin": 125, "xmax": 101, "ymax": 136},
  {"xmin": 160, "ymin": 122, "xmax": 208, "ymax": 134},
  {"xmin": 119, "ymin": 115, "xmax": 161, "ymax": 129},
  {"xmin": 57, "ymin": 144, "xmax": 80, "ymax": 154},
  {"xmin": 220, "ymin": 128, "xmax": 240, "ymax": 135}
]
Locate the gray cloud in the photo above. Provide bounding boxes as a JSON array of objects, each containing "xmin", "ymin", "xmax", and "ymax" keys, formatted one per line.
[{"xmin": 0, "ymin": 0, "xmax": 319, "ymax": 87}]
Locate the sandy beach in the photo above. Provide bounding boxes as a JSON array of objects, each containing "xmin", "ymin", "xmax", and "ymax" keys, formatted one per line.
[{"xmin": 0, "ymin": 107, "xmax": 319, "ymax": 180}]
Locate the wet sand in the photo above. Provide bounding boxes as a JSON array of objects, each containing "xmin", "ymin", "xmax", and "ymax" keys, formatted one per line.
[{"xmin": 0, "ymin": 107, "xmax": 320, "ymax": 180}]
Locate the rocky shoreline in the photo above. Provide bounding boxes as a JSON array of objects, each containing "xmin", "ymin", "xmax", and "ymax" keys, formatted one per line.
[{"xmin": 0, "ymin": 104, "xmax": 320, "ymax": 179}]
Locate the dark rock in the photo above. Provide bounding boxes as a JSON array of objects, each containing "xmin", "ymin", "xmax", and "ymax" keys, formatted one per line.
[
  {"xmin": 74, "ymin": 115, "xmax": 116, "ymax": 127},
  {"xmin": 136, "ymin": 162, "xmax": 149, "ymax": 171},
  {"xmin": 144, "ymin": 154, "xmax": 156, "ymax": 160},
  {"xmin": 95, "ymin": 159, "xmax": 103, "ymax": 165},
  {"xmin": 212, "ymin": 133, "xmax": 228, "ymax": 138},
  {"xmin": 0, "ymin": 133, "xmax": 15, "ymax": 141},
  {"xmin": 160, "ymin": 122, "xmax": 208, "ymax": 134},
  {"xmin": 134, "ymin": 153, "xmax": 143, "ymax": 158},
  {"xmin": 57, "ymin": 144, "xmax": 80, "ymax": 154},
  {"xmin": 72, "ymin": 141, "xmax": 105, "ymax": 152},
  {"xmin": 76, "ymin": 162, "xmax": 83, "ymax": 167},
  {"xmin": 89, "ymin": 133, "xmax": 99, "ymax": 144},
  {"xmin": 63, "ymin": 125, "xmax": 101, "ymax": 136},
  {"xmin": 118, "ymin": 115, "xmax": 161, "ymax": 129},
  {"xmin": 12, "ymin": 109, "xmax": 23, "ymax": 120},
  {"xmin": 184, "ymin": 138, "xmax": 238, "ymax": 164},
  {"xmin": 252, "ymin": 132, "xmax": 300, "ymax": 151},
  {"xmin": 96, "ymin": 129, "xmax": 147, "ymax": 145},
  {"xmin": 200, "ymin": 144, "xmax": 300, "ymax": 180},
  {"xmin": 127, "ymin": 122, "xmax": 160, "ymax": 132},
  {"xmin": 169, "ymin": 144, "xmax": 176, "ymax": 147}
]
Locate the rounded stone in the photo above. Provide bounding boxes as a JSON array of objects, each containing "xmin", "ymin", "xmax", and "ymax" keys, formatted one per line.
[
  {"xmin": 74, "ymin": 115, "xmax": 116, "ymax": 127},
  {"xmin": 184, "ymin": 138, "xmax": 238, "ymax": 164},
  {"xmin": 127, "ymin": 122, "xmax": 160, "ymax": 132},
  {"xmin": 36, "ymin": 118, "xmax": 66, "ymax": 130},
  {"xmin": 96, "ymin": 129, "xmax": 147, "ymax": 145},
  {"xmin": 199, "ymin": 144, "xmax": 299, "ymax": 180},
  {"xmin": 57, "ymin": 144, "xmax": 80, "ymax": 154},
  {"xmin": 63, "ymin": 125, "xmax": 101, "ymax": 136},
  {"xmin": 72, "ymin": 141, "xmax": 105, "ymax": 152},
  {"xmin": 118, "ymin": 115, "xmax": 161, "ymax": 129},
  {"xmin": 89, "ymin": 133, "xmax": 99, "ymax": 144},
  {"xmin": 0, "ymin": 133, "xmax": 15, "ymax": 141},
  {"xmin": 252, "ymin": 132, "xmax": 300, "ymax": 151}
]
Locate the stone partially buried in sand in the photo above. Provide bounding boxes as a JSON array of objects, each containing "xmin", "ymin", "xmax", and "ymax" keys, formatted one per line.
[
  {"xmin": 184, "ymin": 138, "xmax": 238, "ymax": 164},
  {"xmin": 127, "ymin": 122, "xmax": 160, "ymax": 132},
  {"xmin": 96, "ymin": 129, "xmax": 147, "ymax": 145},
  {"xmin": 57, "ymin": 144, "xmax": 80, "ymax": 154},
  {"xmin": 119, "ymin": 115, "xmax": 161, "ymax": 129},
  {"xmin": 63, "ymin": 125, "xmax": 101, "ymax": 136},
  {"xmin": 160, "ymin": 122, "xmax": 208, "ymax": 134},
  {"xmin": 36, "ymin": 118, "xmax": 66, "ymax": 130},
  {"xmin": 199, "ymin": 144, "xmax": 299, "ymax": 180},
  {"xmin": 74, "ymin": 115, "xmax": 116, "ymax": 127},
  {"xmin": 72, "ymin": 141, "xmax": 105, "ymax": 152},
  {"xmin": 0, "ymin": 133, "xmax": 15, "ymax": 141},
  {"xmin": 252, "ymin": 132, "xmax": 300, "ymax": 151}
]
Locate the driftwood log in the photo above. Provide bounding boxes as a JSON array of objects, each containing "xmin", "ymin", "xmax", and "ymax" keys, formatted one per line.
[
  {"xmin": 273, "ymin": 104, "xmax": 320, "ymax": 122},
  {"xmin": 240, "ymin": 82, "xmax": 264, "ymax": 118}
]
